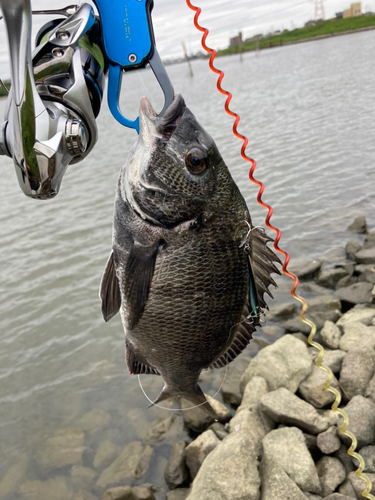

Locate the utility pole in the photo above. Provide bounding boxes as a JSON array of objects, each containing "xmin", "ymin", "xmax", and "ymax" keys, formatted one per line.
[{"xmin": 313, "ymin": 0, "xmax": 325, "ymax": 20}]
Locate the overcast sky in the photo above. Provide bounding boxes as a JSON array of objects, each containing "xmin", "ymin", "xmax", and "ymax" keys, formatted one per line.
[{"xmin": 1, "ymin": 0, "xmax": 374, "ymax": 77}]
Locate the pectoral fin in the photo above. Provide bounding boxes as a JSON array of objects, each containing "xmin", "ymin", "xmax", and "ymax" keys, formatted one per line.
[
  {"xmin": 125, "ymin": 240, "xmax": 161, "ymax": 329},
  {"xmin": 100, "ymin": 251, "xmax": 121, "ymax": 322}
]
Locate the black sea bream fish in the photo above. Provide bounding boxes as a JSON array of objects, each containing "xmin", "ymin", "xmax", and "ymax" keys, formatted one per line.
[{"xmin": 100, "ymin": 94, "xmax": 281, "ymax": 416}]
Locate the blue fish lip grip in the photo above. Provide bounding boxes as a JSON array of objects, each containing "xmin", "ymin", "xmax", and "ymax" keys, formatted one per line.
[{"xmin": 93, "ymin": 0, "xmax": 174, "ymax": 133}]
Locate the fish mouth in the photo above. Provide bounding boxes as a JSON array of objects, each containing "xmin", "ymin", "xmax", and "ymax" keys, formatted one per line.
[{"xmin": 139, "ymin": 94, "xmax": 186, "ymax": 140}]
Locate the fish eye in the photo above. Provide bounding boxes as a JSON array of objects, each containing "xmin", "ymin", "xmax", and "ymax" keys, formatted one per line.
[{"xmin": 185, "ymin": 148, "xmax": 207, "ymax": 175}]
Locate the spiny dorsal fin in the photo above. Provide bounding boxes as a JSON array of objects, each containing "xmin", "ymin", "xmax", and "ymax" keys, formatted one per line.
[{"xmin": 211, "ymin": 226, "xmax": 281, "ymax": 369}]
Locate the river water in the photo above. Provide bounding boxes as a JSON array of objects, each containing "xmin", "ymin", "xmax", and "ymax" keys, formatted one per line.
[{"xmin": 0, "ymin": 30, "xmax": 374, "ymax": 495}]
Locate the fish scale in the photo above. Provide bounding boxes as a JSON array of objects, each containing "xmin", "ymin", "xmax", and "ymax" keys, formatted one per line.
[{"xmin": 100, "ymin": 94, "xmax": 281, "ymax": 416}]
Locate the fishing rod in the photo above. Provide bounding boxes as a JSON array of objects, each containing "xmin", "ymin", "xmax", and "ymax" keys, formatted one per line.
[{"xmin": 0, "ymin": 0, "xmax": 174, "ymax": 199}]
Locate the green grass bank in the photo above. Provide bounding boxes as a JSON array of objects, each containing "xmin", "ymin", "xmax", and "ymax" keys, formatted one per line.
[{"xmin": 218, "ymin": 14, "xmax": 375, "ymax": 56}]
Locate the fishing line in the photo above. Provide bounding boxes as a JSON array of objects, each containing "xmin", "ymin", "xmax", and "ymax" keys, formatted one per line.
[
  {"xmin": 137, "ymin": 362, "xmax": 228, "ymax": 413},
  {"xmin": 185, "ymin": 2, "xmax": 374, "ymax": 498}
]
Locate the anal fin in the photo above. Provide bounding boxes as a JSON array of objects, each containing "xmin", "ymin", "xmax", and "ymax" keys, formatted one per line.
[{"xmin": 125, "ymin": 344, "xmax": 159, "ymax": 375}]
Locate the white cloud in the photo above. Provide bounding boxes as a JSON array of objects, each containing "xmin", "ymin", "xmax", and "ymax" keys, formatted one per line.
[{"xmin": 0, "ymin": 0, "xmax": 374, "ymax": 77}]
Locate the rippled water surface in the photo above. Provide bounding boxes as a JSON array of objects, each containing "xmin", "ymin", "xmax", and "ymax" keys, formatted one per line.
[{"xmin": 0, "ymin": 31, "xmax": 374, "ymax": 495}]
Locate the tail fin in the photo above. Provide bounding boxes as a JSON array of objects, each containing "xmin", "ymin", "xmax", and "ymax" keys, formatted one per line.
[{"xmin": 149, "ymin": 384, "xmax": 218, "ymax": 420}]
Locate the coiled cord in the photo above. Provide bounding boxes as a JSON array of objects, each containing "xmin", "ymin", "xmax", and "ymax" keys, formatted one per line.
[{"xmin": 185, "ymin": 1, "xmax": 374, "ymax": 497}]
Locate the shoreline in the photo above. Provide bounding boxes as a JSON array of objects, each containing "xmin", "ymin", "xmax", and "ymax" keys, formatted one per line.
[{"xmin": 262, "ymin": 25, "xmax": 375, "ymax": 50}]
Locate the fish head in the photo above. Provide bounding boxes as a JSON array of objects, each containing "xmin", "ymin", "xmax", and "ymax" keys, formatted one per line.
[{"xmin": 121, "ymin": 94, "xmax": 233, "ymax": 227}]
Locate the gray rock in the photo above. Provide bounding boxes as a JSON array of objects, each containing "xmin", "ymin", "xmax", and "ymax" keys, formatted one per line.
[
  {"xmin": 318, "ymin": 409, "xmax": 340, "ymax": 428},
  {"xmin": 365, "ymin": 372, "xmax": 375, "ymax": 402},
  {"xmin": 306, "ymin": 311, "xmax": 342, "ymax": 331},
  {"xmin": 325, "ymin": 494, "xmax": 356, "ymax": 500},
  {"xmin": 364, "ymin": 229, "xmax": 375, "ymax": 248},
  {"xmin": 346, "ymin": 240, "xmax": 363, "ymax": 260},
  {"xmin": 260, "ymin": 387, "xmax": 329, "ymax": 434},
  {"xmin": 289, "ymin": 258, "xmax": 323, "ymax": 280},
  {"xmin": 356, "ymin": 264, "xmax": 375, "ymax": 284},
  {"xmin": 185, "ymin": 430, "xmax": 220, "ymax": 479},
  {"xmin": 298, "ymin": 365, "xmax": 339, "ymax": 408},
  {"xmin": 253, "ymin": 337, "xmax": 271, "ymax": 350},
  {"xmin": 315, "ymin": 456, "xmax": 346, "ymax": 497},
  {"xmin": 97, "ymin": 441, "xmax": 153, "ymax": 489},
  {"xmin": 181, "ymin": 396, "xmax": 231, "ymax": 433},
  {"xmin": 220, "ymin": 354, "xmax": 251, "ymax": 406},
  {"xmin": 335, "ymin": 275, "xmax": 355, "ymax": 290},
  {"xmin": 334, "ymin": 444, "xmax": 356, "ymax": 475},
  {"xmin": 240, "ymin": 335, "xmax": 312, "ymax": 394},
  {"xmin": 237, "ymin": 375, "xmax": 268, "ymax": 413},
  {"xmin": 347, "ymin": 216, "xmax": 367, "ymax": 234},
  {"xmin": 260, "ymin": 461, "xmax": 311, "ymax": 500},
  {"xmin": 93, "ymin": 441, "xmax": 121, "ymax": 470},
  {"xmin": 316, "ymin": 426, "xmax": 341, "ymax": 454},
  {"xmin": 186, "ymin": 431, "xmax": 260, "ymax": 500},
  {"xmin": 352, "ymin": 445, "xmax": 375, "ymax": 473},
  {"xmin": 73, "ymin": 491, "xmax": 98, "ymax": 500},
  {"xmin": 35, "ymin": 426, "xmax": 85, "ymax": 468},
  {"xmin": 283, "ymin": 317, "xmax": 312, "ymax": 334},
  {"xmin": 267, "ymin": 302, "xmax": 296, "ymax": 321},
  {"xmin": 303, "ymin": 296, "xmax": 343, "ymax": 329},
  {"xmin": 339, "ymin": 322, "xmax": 375, "ymax": 351},
  {"xmin": 304, "ymin": 434, "xmax": 318, "ymax": 454},
  {"xmin": 320, "ymin": 321, "xmax": 342, "ymax": 349},
  {"xmin": 355, "ymin": 248, "xmax": 375, "ymax": 265},
  {"xmin": 316, "ymin": 268, "xmax": 349, "ymax": 288},
  {"xmin": 0, "ymin": 456, "xmax": 28, "ymax": 500},
  {"xmin": 101, "ymin": 485, "xmax": 156, "ymax": 500},
  {"xmin": 338, "ymin": 479, "xmax": 357, "ymax": 498},
  {"xmin": 261, "ymin": 323, "xmax": 285, "ymax": 337},
  {"xmin": 164, "ymin": 440, "xmax": 189, "ymax": 490},
  {"xmin": 339, "ymin": 348, "xmax": 375, "ymax": 398},
  {"xmin": 336, "ymin": 306, "xmax": 375, "ymax": 326},
  {"xmin": 304, "ymin": 495, "xmax": 322, "ymax": 500},
  {"xmin": 262, "ymin": 427, "xmax": 320, "ymax": 493},
  {"xmin": 309, "ymin": 348, "xmax": 346, "ymax": 374},
  {"xmin": 75, "ymin": 409, "xmax": 110, "ymax": 432},
  {"xmin": 338, "ymin": 396, "xmax": 375, "ymax": 449},
  {"xmin": 229, "ymin": 377, "xmax": 274, "ymax": 453},
  {"xmin": 348, "ymin": 471, "xmax": 375, "ymax": 497},
  {"xmin": 71, "ymin": 465, "xmax": 96, "ymax": 490},
  {"xmin": 307, "ymin": 295, "xmax": 342, "ymax": 314},
  {"xmin": 302, "ymin": 282, "xmax": 331, "ymax": 294},
  {"xmin": 167, "ymin": 489, "xmax": 190, "ymax": 500},
  {"xmin": 334, "ymin": 282, "xmax": 374, "ymax": 305},
  {"xmin": 144, "ymin": 414, "xmax": 183, "ymax": 443},
  {"xmin": 292, "ymin": 333, "xmax": 309, "ymax": 344},
  {"xmin": 18, "ymin": 477, "xmax": 72, "ymax": 500},
  {"xmin": 207, "ymin": 422, "xmax": 227, "ymax": 440}
]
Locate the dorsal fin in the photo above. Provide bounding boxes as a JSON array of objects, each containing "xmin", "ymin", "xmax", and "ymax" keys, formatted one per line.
[{"xmin": 211, "ymin": 226, "xmax": 281, "ymax": 369}]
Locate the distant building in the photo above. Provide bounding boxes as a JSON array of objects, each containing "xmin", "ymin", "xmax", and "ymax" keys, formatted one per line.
[
  {"xmin": 244, "ymin": 34, "xmax": 263, "ymax": 43},
  {"xmin": 229, "ymin": 32, "xmax": 243, "ymax": 47},
  {"xmin": 343, "ymin": 2, "xmax": 362, "ymax": 18},
  {"xmin": 335, "ymin": 12, "xmax": 343, "ymax": 18},
  {"xmin": 304, "ymin": 20, "xmax": 317, "ymax": 26}
]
